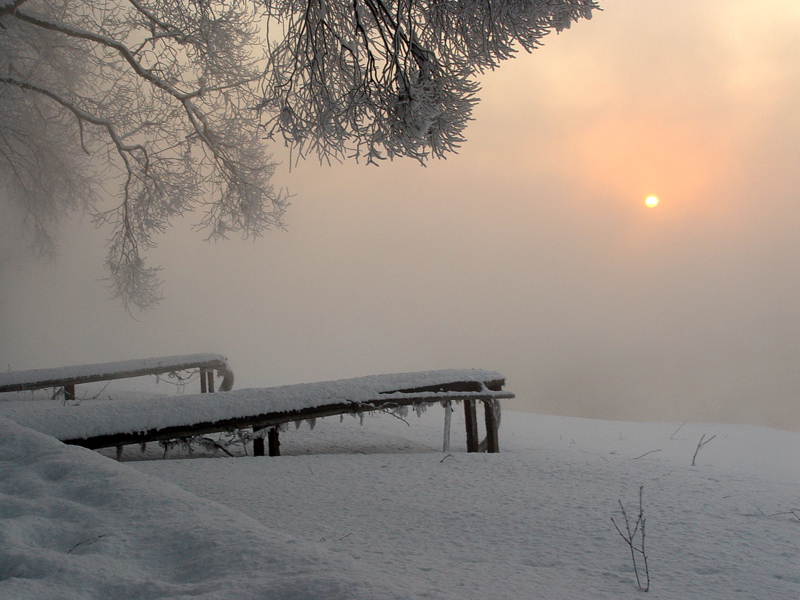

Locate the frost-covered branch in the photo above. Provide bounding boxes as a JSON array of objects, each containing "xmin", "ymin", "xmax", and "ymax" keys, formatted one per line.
[
  {"xmin": 0, "ymin": 0, "xmax": 595, "ymax": 310},
  {"xmin": 260, "ymin": 0, "xmax": 597, "ymax": 163},
  {"xmin": 1, "ymin": 0, "xmax": 287, "ymax": 310}
]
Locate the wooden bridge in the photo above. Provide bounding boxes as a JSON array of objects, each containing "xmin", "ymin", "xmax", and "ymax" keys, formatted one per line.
[{"xmin": 0, "ymin": 358, "xmax": 513, "ymax": 457}]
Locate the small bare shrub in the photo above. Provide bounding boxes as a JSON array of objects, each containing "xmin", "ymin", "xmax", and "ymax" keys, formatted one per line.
[{"xmin": 612, "ymin": 485, "xmax": 650, "ymax": 592}]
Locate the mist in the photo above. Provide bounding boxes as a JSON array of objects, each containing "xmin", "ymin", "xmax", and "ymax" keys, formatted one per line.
[{"xmin": 2, "ymin": 0, "xmax": 800, "ymax": 431}]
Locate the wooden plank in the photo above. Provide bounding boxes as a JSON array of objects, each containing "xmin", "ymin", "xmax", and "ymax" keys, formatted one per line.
[{"xmin": 383, "ymin": 379, "xmax": 506, "ymax": 394}]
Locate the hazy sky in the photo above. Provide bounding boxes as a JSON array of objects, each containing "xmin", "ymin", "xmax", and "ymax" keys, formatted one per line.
[{"xmin": 3, "ymin": 0, "xmax": 800, "ymax": 431}]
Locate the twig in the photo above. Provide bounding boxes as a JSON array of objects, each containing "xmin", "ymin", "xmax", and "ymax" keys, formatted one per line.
[
  {"xmin": 669, "ymin": 422, "xmax": 687, "ymax": 440},
  {"xmin": 199, "ymin": 437, "xmax": 235, "ymax": 457},
  {"xmin": 611, "ymin": 486, "xmax": 650, "ymax": 592},
  {"xmin": 758, "ymin": 508, "xmax": 800, "ymax": 520},
  {"xmin": 633, "ymin": 449, "xmax": 662, "ymax": 460},
  {"xmin": 692, "ymin": 434, "xmax": 716, "ymax": 466},
  {"xmin": 68, "ymin": 534, "xmax": 107, "ymax": 554}
]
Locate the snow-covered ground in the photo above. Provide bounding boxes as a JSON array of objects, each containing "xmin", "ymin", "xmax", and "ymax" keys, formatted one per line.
[{"xmin": 2, "ymin": 400, "xmax": 799, "ymax": 599}]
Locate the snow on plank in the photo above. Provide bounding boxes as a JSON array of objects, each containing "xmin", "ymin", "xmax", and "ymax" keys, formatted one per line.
[
  {"xmin": 0, "ymin": 369, "xmax": 513, "ymax": 454},
  {"xmin": 0, "ymin": 353, "xmax": 234, "ymax": 394}
]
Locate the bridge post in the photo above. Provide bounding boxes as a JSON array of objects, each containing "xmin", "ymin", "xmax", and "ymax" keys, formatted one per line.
[
  {"xmin": 253, "ymin": 427, "xmax": 265, "ymax": 456},
  {"xmin": 64, "ymin": 384, "xmax": 76, "ymax": 402},
  {"xmin": 206, "ymin": 369, "xmax": 215, "ymax": 393},
  {"xmin": 483, "ymin": 399, "xmax": 500, "ymax": 453},
  {"xmin": 268, "ymin": 427, "xmax": 281, "ymax": 457},
  {"xmin": 464, "ymin": 399, "xmax": 479, "ymax": 452}
]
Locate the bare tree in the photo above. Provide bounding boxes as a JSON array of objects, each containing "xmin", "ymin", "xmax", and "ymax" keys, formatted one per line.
[{"xmin": 0, "ymin": 0, "xmax": 596, "ymax": 310}]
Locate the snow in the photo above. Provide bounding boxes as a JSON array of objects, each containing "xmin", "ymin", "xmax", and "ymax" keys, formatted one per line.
[
  {"xmin": 0, "ymin": 369, "xmax": 506, "ymax": 442},
  {"xmin": 0, "ymin": 417, "xmax": 426, "ymax": 600},
  {"xmin": 2, "ymin": 404, "xmax": 799, "ymax": 599}
]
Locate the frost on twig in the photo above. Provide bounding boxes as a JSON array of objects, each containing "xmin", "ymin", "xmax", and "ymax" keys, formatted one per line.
[{"xmin": 611, "ymin": 485, "xmax": 650, "ymax": 592}]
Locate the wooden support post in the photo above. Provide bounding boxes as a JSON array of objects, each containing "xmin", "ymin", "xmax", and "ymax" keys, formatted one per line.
[
  {"xmin": 115, "ymin": 445, "xmax": 124, "ymax": 461},
  {"xmin": 200, "ymin": 368, "xmax": 208, "ymax": 393},
  {"xmin": 483, "ymin": 399, "xmax": 500, "ymax": 453},
  {"xmin": 442, "ymin": 401, "xmax": 452, "ymax": 453},
  {"xmin": 268, "ymin": 427, "xmax": 280, "ymax": 457},
  {"xmin": 206, "ymin": 370, "xmax": 215, "ymax": 393},
  {"xmin": 464, "ymin": 399, "xmax": 479, "ymax": 452},
  {"xmin": 63, "ymin": 384, "xmax": 76, "ymax": 402},
  {"xmin": 253, "ymin": 427, "xmax": 265, "ymax": 456}
]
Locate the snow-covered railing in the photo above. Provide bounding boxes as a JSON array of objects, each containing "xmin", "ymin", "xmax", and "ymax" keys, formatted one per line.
[
  {"xmin": 0, "ymin": 369, "xmax": 513, "ymax": 456},
  {"xmin": 0, "ymin": 353, "xmax": 234, "ymax": 397}
]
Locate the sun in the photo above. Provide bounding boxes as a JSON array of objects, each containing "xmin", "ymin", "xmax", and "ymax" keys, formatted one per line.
[{"xmin": 645, "ymin": 196, "xmax": 659, "ymax": 208}]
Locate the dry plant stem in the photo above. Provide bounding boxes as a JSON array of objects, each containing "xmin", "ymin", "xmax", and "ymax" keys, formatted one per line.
[
  {"xmin": 633, "ymin": 449, "xmax": 662, "ymax": 460},
  {"xmin": 692, "ymin": 434, "xmax": 716, "ymax": 466},
  {"xmin": 669, "ymin": 422, "xmax": 687, "ymax": 440},
  {"xmin": 612, "ymin": 485, "xmax": 650, "ymax": 592}
]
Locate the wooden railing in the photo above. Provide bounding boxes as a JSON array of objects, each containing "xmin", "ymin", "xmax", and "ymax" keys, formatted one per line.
[{"xmin": 0, "ymin": 353, "xmax": 234, "ymax": 398}]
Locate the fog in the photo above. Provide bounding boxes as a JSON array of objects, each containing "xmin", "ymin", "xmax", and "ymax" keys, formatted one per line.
[{"xmin": 3, "ymin": 0, "xmax": 800, "ymax": 431}]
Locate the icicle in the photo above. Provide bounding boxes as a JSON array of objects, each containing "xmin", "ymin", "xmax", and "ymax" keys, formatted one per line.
[
  {"xmin": 358, "ymin": 411, "xmax": 364, "ymax": 425},
  {"xmin": 308, "ymin": 418, "xmax": 317, "ymax": 431},
  {"xmin": 295, "ymin": 420, "xmax": 302, "ymax": 430}
]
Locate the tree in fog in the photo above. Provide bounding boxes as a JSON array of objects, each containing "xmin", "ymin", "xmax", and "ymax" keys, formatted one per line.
[{"xmin": 0, "ymin": 0, "xmax": 596, "ymax": 309}]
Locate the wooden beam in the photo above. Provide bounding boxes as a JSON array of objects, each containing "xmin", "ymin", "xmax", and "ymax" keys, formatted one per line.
[
  {"xmin": 464, "ymin": 399, "xmax": 479, "ymax": 452},
  {"xmin": 483, "ymin": 399, "xmax": 500, "ymax": 453},
  {"xmin": 200, "ymin": 368, "xmax": 207, "ymax": 393}
]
